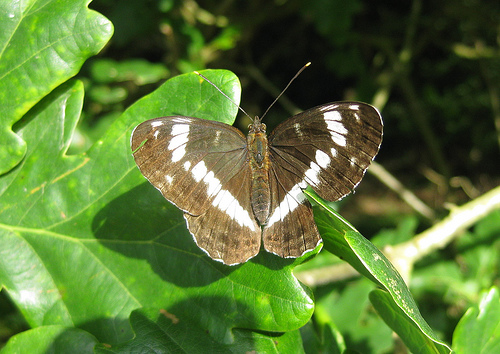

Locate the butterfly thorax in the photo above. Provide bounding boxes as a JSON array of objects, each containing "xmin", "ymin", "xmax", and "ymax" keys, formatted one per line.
[{"xmin": 247, "ymin": 118, "xmax": 271, "ymax": 226}]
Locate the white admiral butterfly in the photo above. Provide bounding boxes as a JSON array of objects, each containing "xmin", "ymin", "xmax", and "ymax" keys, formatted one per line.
[{"xmin": 131, "ymin": 65, "xmax": 383, "ymax": 265}]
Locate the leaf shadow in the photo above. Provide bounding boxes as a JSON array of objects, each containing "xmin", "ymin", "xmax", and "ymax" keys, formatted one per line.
[
  {"xmin": 54, "ymin": 295, "xmax": 261, "ymax": 350},
  {"xmin": 91, "ymin": 182, "xmax": 241, "ymax": 287}
]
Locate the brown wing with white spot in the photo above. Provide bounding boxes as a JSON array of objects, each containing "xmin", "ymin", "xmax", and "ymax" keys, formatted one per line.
[
  {"xmin": 131, "ymin": 116, "xmax": 261, "ymax": 264},
  {"xmin": 263, "ymin": 159, "xmax": 322, "ymax": 258},
  {"xmin": 268, "ymin": 102, "xmax": 383, "ymax": 202},
  {"xmin": 184, "ymin": 162, "xmax": 261, "ymax": 265}
]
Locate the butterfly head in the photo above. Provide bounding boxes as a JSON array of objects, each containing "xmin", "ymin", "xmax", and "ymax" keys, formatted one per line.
[{"xmin": 248, "ymin": 116, "xmax": 266, "ymax": 133}]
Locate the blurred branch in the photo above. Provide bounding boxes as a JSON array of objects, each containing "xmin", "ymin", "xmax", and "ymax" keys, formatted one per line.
[
  {"xmin": 479, "ymin": 57, "xmax": 500, "ymax": 151},
  {"xmin": 368, "ymin": 161, "xmax": 437, "ymax": 222},
  {"xmin": 296, "ymin": 185, "xmax": 500, "ymax": 287},
  {"xmin": 453, "ymin": 42, "xmax": 499, "ymax": 59},
  {"xmin": 384, "ymin": 184, "xmax": 500, "ymax": 282},
  {"xmin": 395, "ymin": 72, "xmax": 452, "ymax": 179},
  {"xmin": 485, "ymin": 74, "xmax": 500, "ymax": 150},
  {"xmin": 295, "ymin": 262, "xmax": 359, "ymax": 287}
]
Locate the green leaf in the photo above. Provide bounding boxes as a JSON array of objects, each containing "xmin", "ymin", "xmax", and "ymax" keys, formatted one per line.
[
  {"xmin": 125, "ymin": 69, "xmax": 241, "ymax": 126},
  {"xmin": 304, "ymin": 189, "xmax": 379, "ymax": 284},
  {"xmin": 300, "ymin": 320, "xmax": 344, "ymax": 354},
  {"xmin": 306, "ymin": 190, "xmax": 452, "ymax": 352},
  {"xmin": 1, "ymin": 71, "xmax": 315, "ymax": 350},
  {"xmin": 452, "ymin": 287, "xmax": 500, "ymax": 353},
  {"xmin": 370, "ymin": 290, "xmax": 451, "ymax": 354},
  {"xmin": 0, "ymin": 0, "xmax": 113, "ymax": 174},
  {"xmin": 1, "ymin": 325, "xmax": 98, "ymax": 354}
]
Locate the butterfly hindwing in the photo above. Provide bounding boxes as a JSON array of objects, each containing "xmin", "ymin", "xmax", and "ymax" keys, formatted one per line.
[
  {"xmin": 185, "ymin": 162, "xmax": 261, "ymax": 265},
  {"xmin": 263, "ymin": 158, "xmax": 322, "ymax": 258}
]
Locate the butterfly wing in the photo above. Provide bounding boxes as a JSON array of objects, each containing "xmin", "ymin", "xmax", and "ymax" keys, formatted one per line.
[
  {"xmin": 263, "ymin": 102, "xmax": 383, "ymax": 257},
  {"xmin": 263, "ymin": 159, "xmax": 322, "ymax": 258},
  {"xmin": 268, "ymin": 102, "xmax": 383, "ymax": 201},
  {"xmin": 131, "ymin": 116, "xmax": 261, "ymax": 265}
]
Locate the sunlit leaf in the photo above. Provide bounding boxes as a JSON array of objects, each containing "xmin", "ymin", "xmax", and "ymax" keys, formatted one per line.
[{"xmin": 0, "ymin": 0, "xmax": 113, "ymax": 174}]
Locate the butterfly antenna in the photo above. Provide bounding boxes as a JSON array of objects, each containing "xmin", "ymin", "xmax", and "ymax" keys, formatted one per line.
[
  {"xmin": 260, "ymin": 62, "xmax": 311, "ymax": 120},
  {"xmin": 194, "ymin": 71, "xmax": 253, "ymax": 121}
]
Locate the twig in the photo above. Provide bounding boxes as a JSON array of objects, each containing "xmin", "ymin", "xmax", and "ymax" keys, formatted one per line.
[
  {"xmin": 384, "ymin": 184, "xmax": 500, "ymax": 282},
  {"xmin": 368, "ymin": 161, "xmax": 437, "ymax": 222},
  {"xmin": 295, "ymin": 263, "xmax": 359, "ymax": 288}
]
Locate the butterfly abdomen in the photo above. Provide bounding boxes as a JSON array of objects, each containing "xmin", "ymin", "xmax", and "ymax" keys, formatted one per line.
[{"xmin": 247, "ymin": 122, "xmax": 271, "ymax": 226}]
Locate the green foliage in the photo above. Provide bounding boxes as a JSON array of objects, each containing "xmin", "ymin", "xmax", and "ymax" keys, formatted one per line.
[
  {"xmin": 307, "ymin": 191, "xmax": 451, "ymax": 353},
  {"xmin": 1, "ymin": 0, "xmax": 499, "ymax": 352},
  {"xmin": 452, "ymin": 287, "xmax": 500, "ymax": 353},
  {"xmin": 91, "ymin": 59, "xmax": 169, "ymax": 86},
  {"xmin": 0, "ymin": 0, "xmax": 112, "ymax": 175},
  {"xmin": 1, "ymin": 326, "xmax": 98, "ymax": 353},
  {"xmin": 0, "ymin": 70, "xmax": 318, "ymax": 351}
]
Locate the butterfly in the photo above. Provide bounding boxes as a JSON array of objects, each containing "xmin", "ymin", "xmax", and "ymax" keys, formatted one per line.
[{"xmin": 131, "ymin": 66, "xmax": 383, "ymax": 265}]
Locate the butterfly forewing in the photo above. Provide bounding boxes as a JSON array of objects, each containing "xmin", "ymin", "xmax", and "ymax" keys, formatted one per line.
[
  {"xmin": 268, "ymin": 102, "xmax": 383, "ymax": 202},
  {"xmin": 131, "ymin": 116, "xmax": 261, "ymax": 264}
]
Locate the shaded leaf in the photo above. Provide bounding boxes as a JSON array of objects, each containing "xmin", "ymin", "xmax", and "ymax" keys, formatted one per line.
[
  {"xmin": 370, "ymin": 290, "xmax": 451, "ymax": 354},
  {"xmin": 95, "ymin": 307, "xmax": 304, "ymax": 353},
  {"xmin": 300, "ymin": 320, "xmax": 344, "ymax": 354}
]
